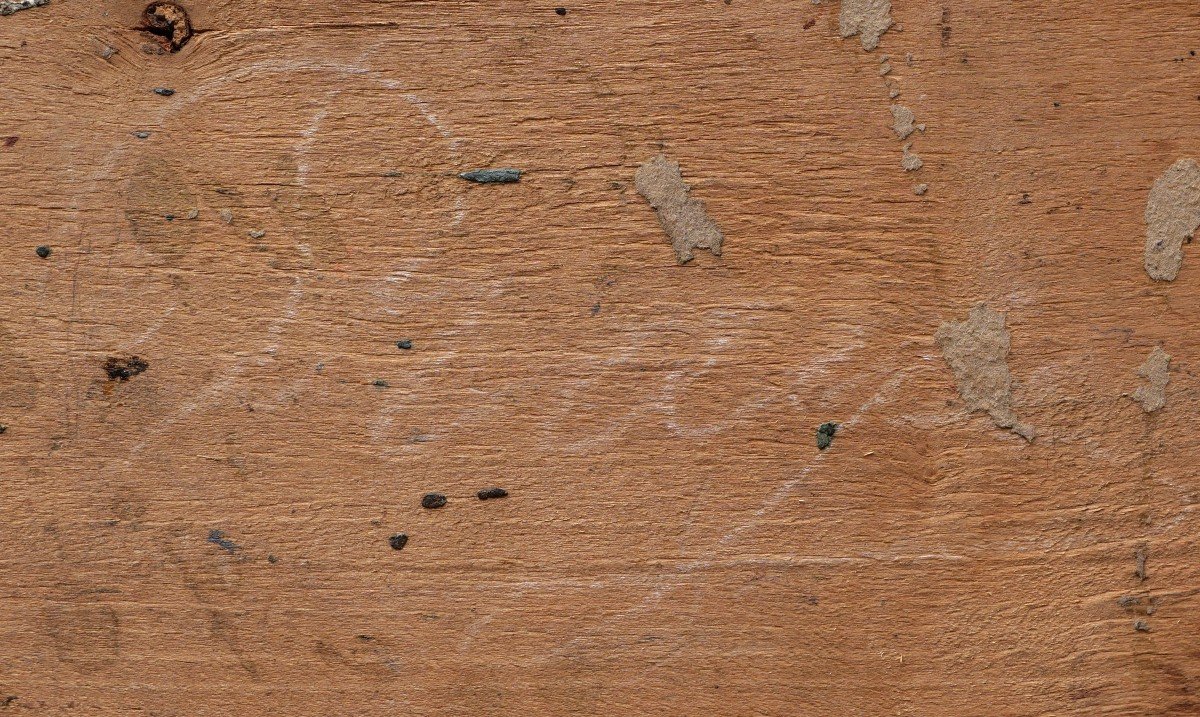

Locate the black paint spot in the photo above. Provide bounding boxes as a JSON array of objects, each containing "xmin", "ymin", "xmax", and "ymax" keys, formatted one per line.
[
  {"xmin": 388, "ymin": 533, "xmax": 409, "ymax": 550},
  {"xmin": 141, "ymin": 2, "xmax": 192, "ymax": 53},
  {"xmin": 477, "ymin": 487, "xmax": 508, "ymax": 500},
  {"xmin": 103, "ymin": 356, "xmax": 149, "ymax": 381},
  {"xmin": 35, "ymin": 245, "xmax": 50, "ymax": 259},
  {"xmin": 555, "ymin": 7, "xmax": 567, "ymax": 15},
  {"xmin": 816, "ymin": 422, "xmax": 838, "ymax": 450},
  {"xmin": 206, "ymin": 529, "xmax": 239, "ymax": 552},
  {"xmin": 153, "ymin": 87, "xmax": 175, "ymax": 97},
  {"xmin": 396, "ymin": 339, "xmax": 413, "ymax": 350},
  {"xmin": 458, "ymin": 168, "xmax": 522, "ymax": 183},
  {"xmin": 421, "ymin": 493, "xmax": 447, "ymax": 510},
  {"xmin": 1052, "ymin": 102, "xmax": 1060, "ymax": 108}
]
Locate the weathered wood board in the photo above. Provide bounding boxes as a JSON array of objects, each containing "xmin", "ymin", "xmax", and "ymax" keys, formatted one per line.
[{"xmin": 1, "ymin": 1, "xmax": 1198, "ymax": 714}]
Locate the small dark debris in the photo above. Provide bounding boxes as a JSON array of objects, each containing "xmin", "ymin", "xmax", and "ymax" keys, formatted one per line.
[
  {"xmin": 1, "ymin": 696, "xmax": 15, "ymax": 708},
  {"xmin": 1052, "ymin": 101, "xmax": 1061, "ymax": 108},
  {"xmin": 206, "ymin": 529, "xmax": 239, "ymax": 553},
  {"xmin": 421, "ymin": 493, "xmax": 447, "ymax": 510},
  {"xmin": 477, "ymin": 487, "xmax": 508, "ymax": 500},
  {"xmin": 803, "ymin": 18, "xmax": 815, "ymax": 29},
  {"xmin": 134, "ymin": 131, "xmax": 151, "ymax": 139},
  {"xmin": 3, "ymin": 136, "xmax": 17, "ymax": 147},
  {"xmin": 153, "ymin": 87, "xmax": 175, "ymax": 97},
  {"xmin": 267, "ymin": 554, "xmax": 278, "ymax": 563},
  {"xmin": 373, "ymin": 379, "xmax": 389, "ymax": 387},
  {"xmin": 1117, "ymin": 595, "xmax": 1139, "ymax": 609},
  {"xmin": 1135, "ymin": 544, "xmax": 1148, "ymax": 581},
  {"xmin": 141, "ymin": 2, "xmax": 192, "ymax": 53},
  {"xmin": 1018, "ymin": 193, "xmax": 1031, "ymax": 205},
  {"xmin": 1133, "ymin": 620, "xmax": 1150, "ymax": 632},
  {"xmin": 0, "ymin": 425, "xmax": 6, "ymax": 435},
  {"xmin": 35, "ymin": 245, "xmax": 50, "ymax": 259},
  {"xmin": 816, "ymin": 422, "xmax": 838, "ymax": 450},
  {"xmin": 388, "ymin": 533, "xmax": 409, "ymax": 550},
  {"xmin": 1191, "ymin": 50, "xmax": 1196, "ymax": 57},
  {"xmin": 103, "ymin": 355, "xmax": 149, "ymax": 381},
  {"xmin": 459, "ymin": 168, "xmax": 522, "ymax": 184},
  {"xmin": 396, "ymin": 339, "xmax": 413, "ymax": 350},
  {"xmin": 555, "ymin": 7, "xmax": 567, "ymax": 15},
  {"xmin": 356, "ymin": 634, "xmax": 376, "ymax": 642},
  {"xmin": 939, "ymin": 8, "xmax": 951, "ymax": 45},
  {"xmin": 164, "ymin": 214, "xmax": 175, "ymax": 221}
]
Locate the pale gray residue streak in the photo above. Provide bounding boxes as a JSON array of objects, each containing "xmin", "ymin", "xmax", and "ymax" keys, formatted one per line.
[
  {"xmin": 901, "ymin": 143, "xmax": 923, "ymax": 171},
  {"xmin": 0, "ymin": 0, "xmax": 47, "ymax": 15},
  {"xmin": 839, "ymin": 0, "xmax": 893, "ymax": 51},
  {"xmin": 635, "ymin": 154, "xmax": 724, "ymax": 264},
  {"xmin": 1144, "ymin": 158, "xmax": 1200, "ymax": 281},
  {"xmin": 890, "ymin": 105, "xmax": 916, "ymax": 139},
  {"xmin": 1133, "ymin": 346, "xmax": 1170, "ymax": 413},
  {"xmin": 935, "ymin": 303, "xmax": 1035, "ymax": 441}
]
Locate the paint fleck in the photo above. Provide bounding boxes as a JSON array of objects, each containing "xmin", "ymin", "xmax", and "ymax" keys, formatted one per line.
[
  {"xmin": 555, "ymin": 7, "xmax": 567, "ymax": 15},
  {"xmin": 459, "ymin": 168, "xmax": 522, "ymax": 183},
  {"xmin": 35, "ymin": 245, "xmax": 50, "ymax": 259},
  {"xmin": 0, "ymin": 0, "xmax": 48, "ymax": 15},
  {"xmin": 396, "ymin": 339, "xmax": 413, "ymax": 350},
  {"xmin": 1133, "ymin": 620, "xmax": 1150, "ymax": 632},
  {"xmin": 1132, "ymin": 347, "xmax": 1170, "ymax": 413},
  {"xmin": 219, "ymin": 209, "xmax": 233, "ymax": 224},
  {"xmin": 373, "ymin": 379, "xmax": 389, "ymax": 388},
  {"xmin": 248, "ymin": 229, "xmax": 265, "ymax": 239},
  {"xmin": 1144, "ymin": 158, "xmax": 1200, "ymax": 281},
  {"xmin": 102, "ymin": 355, "xmax": 149, "ymax": 381},
  {"xmin": 133, "ymin": 131, "xmax": 151, "ymax": 139},
  {"xmin": 816, "ymin": 422, "xmax": 838, "ymax": 450},
  {"xmin": 901, "ymin": 143, "xmax": 923, "ymax": 171},
  {"xmin": 388, "ymin": 533, "xmax": 409, "ymax": 550},
  {"xmin": 421, "ymin": 493, "xmax": 447, "ymax": 510},
  {"xmin": 935, "ymin": 304, "xmax": 1035, "ymax": 441},
  {"xmin": 153, "ymin": 87, "xmax": 175, "ymax": 97},
  {"xmin": 634, "ymin": 154, "xmax": 724, "ymax": 264},
  {"xmin": 206, "ymin": 529, "xmax": 239, "ymax": 553},
  {"xmin": 913, "ymin": 183, "xmax": 928, "ymax": 196},
  {"xmin": 890, "ymin": 105, "xmax": 917, "ymax": 139},
  {"xmin": 879, "ymin": 62, "xmax": 892, "ymax": 76},
  {"xmin": 477, "ymin": 487, "xmax": 508, "ymax": 500},
  {"xmin": 839, "ymin": 0, "xmax": 893, "ymax": 51}
]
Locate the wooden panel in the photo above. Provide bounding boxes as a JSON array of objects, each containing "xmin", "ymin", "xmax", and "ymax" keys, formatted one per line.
[{"xmin": 0, "ymin": 1, "xmax": 1197, "ymax": 714}]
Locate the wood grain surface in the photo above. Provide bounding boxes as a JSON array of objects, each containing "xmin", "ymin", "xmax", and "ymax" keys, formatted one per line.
[{"xmin": 1, "ymin": 1, "xmax": 1198, "ymax": 715}]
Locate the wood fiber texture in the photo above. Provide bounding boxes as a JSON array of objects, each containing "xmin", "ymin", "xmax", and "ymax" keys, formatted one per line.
[{"xmin": 1, "ymin": 1, "xmax": 1199, "ymax": 715}]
